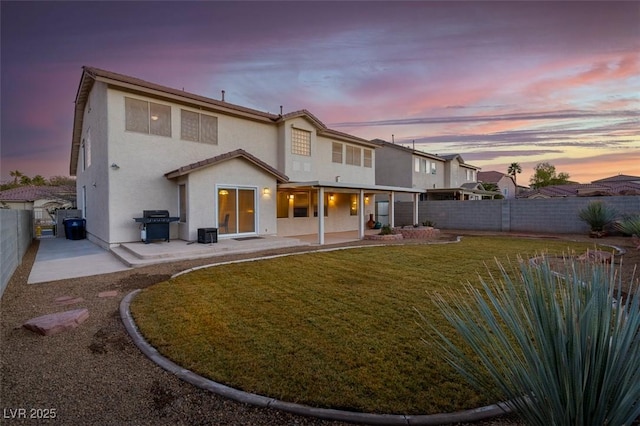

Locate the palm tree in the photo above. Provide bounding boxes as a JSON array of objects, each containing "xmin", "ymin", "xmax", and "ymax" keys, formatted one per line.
[
  {"xmin": 507, "ymin": 162, "xmax": 522, "ymax": 187},
  {"xmin": 9, "ymin": 169, "xmax": 23, "ymax": 185}
]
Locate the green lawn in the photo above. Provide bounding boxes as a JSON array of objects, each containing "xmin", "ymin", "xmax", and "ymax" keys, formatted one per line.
[{"xmin": 131, "ymin": 236, "xmax": 599, "ymax": 415}]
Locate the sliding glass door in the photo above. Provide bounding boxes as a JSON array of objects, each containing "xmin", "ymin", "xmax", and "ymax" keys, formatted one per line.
[{"xmin": 217, "ymin": 187, "xmax": 256, "ymax": 235}]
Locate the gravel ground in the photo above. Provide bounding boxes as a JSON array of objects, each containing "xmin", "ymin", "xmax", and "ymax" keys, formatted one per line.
[{"xmin": 1, "ymin": 233, "xmax": 637, "ymax": 426}]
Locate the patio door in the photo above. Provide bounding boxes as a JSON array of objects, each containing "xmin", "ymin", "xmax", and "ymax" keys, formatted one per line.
[{"xmin": 217, "ymin": 187, "xmax": 256, "ymax": 236}]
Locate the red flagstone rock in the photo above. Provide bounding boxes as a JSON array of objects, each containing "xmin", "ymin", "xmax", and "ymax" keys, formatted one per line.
[
  {"xmin": 98, "ymin": 290, "xmax": 118, "ymax": 298},
  {"xmin": 23, "ymin": 308, "xmax": 89, "ymax": 336},
  {"xmin": 54, "ymin": 296, "xmax": 84, "ymax": 305}
]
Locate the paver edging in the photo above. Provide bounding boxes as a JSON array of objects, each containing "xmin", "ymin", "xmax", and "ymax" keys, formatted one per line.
[{"xmin": 120, "ymin": 237, "xmax": 516, "ymax": 425}]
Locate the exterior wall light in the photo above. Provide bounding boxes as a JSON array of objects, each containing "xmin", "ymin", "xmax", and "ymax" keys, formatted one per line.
[
  {"xmin": 329, "ymin": 194, "xmax": 335, "ymax": 202},
  {"xmin": 263, "ymin": 187, "xmax": 271, "ymax": 195},
  {"xmin": 111, "ymin": 163, "xmax": 120, "ymax": 170}
]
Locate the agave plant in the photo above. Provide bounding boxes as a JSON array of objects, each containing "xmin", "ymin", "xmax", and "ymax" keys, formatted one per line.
[
  {"xmin": 421, "ymin": 256, "xmax": 640, "ymax": 426},
  {"xmin": 578, "ymin": 201, "xmax": 618, "ymax": 237},
  {"xmin": 616, "ymin": 214, "xmax": 640, "ymax": 237}
]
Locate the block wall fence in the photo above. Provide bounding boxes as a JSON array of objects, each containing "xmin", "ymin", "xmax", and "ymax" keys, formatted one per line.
[
  {"xmin": 394, "ymin": 196, "xmax": 640, "ymax": 234},
  {"xmin": 1, "ymin": 209, "xmax": 33, "ymax": 298}
]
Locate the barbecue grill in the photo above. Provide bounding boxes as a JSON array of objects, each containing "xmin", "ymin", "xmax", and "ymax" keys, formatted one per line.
[{"xmin": 133, "ymin": 210, "xmax": 179, "ymax": 244}]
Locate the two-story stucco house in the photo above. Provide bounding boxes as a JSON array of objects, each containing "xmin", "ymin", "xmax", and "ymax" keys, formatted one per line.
[
  {"xmin": 70, "ymin": 67, "xmax": 421, "ymax": 248},
  {"xmin": 477, "ymin": 171, "xmax": 517, "ymax": 199},
  {"xmin": 373, "ymin": 139, "xmax": 495, "ymax": 202}
]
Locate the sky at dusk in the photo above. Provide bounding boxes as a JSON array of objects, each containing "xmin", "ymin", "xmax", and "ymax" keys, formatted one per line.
[{"xmin": 1, "ymin": 1, "xmax": 638, "ymax": 185}]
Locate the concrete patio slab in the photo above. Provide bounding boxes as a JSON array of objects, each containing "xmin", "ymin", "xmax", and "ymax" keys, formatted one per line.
[{"xmin": 28, "ymin": 238, "xmax": 131, "ymax": 284}]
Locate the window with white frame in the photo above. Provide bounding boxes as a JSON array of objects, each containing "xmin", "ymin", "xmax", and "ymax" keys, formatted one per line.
[
  {"xmin": 292, "ymin": 128, "xmax": 311, "ymax": 156},
  {"xmin": 332, "ymin": 142, "xmax": 343, "ymax": 163},
  {"xmin": 125, "ymin": 97, "xmax": 171, "ymax": 137},
  {"xmin": 421, "ymin": 158, "xmax": 428, "ymax": 173},
  {"xmin": 181, "ymin": 110, "xmax": 218, "ymax": 144},
  {"xmin": 346, "ymin": 145, "xmax": 361, "ymax": 166},
  {"xmin": 431, "ymin": 162, "xmax": 437, "ymax": 174},
  {"xmin": 363, "ymin": 149, "xmax": 372, "ymax": 168},
  {"xmin": 414, "ymin": 157, "xmax": 420, "ymax": 172}
]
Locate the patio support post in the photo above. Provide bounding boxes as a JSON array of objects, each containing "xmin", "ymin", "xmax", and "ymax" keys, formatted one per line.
[
  {"xmin": 358, "ymin": 189, "xmax": 365, "ymax": 239},
  {"xmin": 413, "ymin": 193, "xmax": 419, "ymax": 225},
  {"xmin": 389, "ymin": 191, "xmax": 395, "ymax": 227},
  {"xmin": 318, "ymin": 187, "xmax": 325, "ymax": 245}
]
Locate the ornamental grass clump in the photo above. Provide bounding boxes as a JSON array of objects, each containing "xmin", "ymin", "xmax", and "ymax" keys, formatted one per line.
[
  {"xmin": 422, "ymin": 255, "xmax": 640, "ymax": 426},
  {"xmin": 578, "ymin": 201, "xmax": 618, "ymax": 236}
]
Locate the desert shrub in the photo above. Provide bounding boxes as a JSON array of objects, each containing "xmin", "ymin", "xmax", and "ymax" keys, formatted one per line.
[
  {"xmin": 421, "ymin": 256, "xmax": 640, "ymax": 426},
  {"xmin": 616, "ymin": 214, "xmax": 640, "ymax": 236},
  {"xmin": 578, "ymin": 201, "xmax": 618, "ymax": 233}
]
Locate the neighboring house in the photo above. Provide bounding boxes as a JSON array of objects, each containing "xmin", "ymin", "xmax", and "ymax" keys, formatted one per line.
[
  {"xmin": 478, "ymin": 171, "xmax": 517, "ymax": 199},
  {"xmin": 70, "ymin": 66, "xmax": 422, "ymax": 248},
  {"xmin": 0, "ymin": 185, "xmax": 76, "ymax": 236},
  {"xmin": 373, "ymin": 139, "xmax": 497, "ymax": 201},
  {"xmin": 519, "ymin": 174, "xmax": 640, "ymax": 198}
]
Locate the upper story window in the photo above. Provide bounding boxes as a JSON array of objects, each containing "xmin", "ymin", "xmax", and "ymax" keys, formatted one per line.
[
  {"xmin": 181, "ymin": 110, "xmax": 218, "ymax": 144},
  {"xmin": 421, "ymin": 158, "xmax": 428, "ymax": 173},
  {"xmin": 466, "ymin": 169, "xmax": 475, "ymax": 181},
  {"xmin": 363, "ymin": 149, "xmax": 372, "ymax": 168},
  {"xmin": 292, "ymin": 128, "xmax": 311, "ymax": 156},
  {"xmin": 346, "ymin": 145, "xmax": 361, "ymax": 166},
  {"xmin": 431, "ymin": 162, "xmax": 437, "ymax": 174},
  {"xmin": 125, "ymin": 97, "xmax": 171, "ymax": 137},
  {"xmin": 414, "ymin": 157, "xmax": 420, "ymax": 172},
  {"xmin": 332, "ymin": 142, "xmax": 343, "ymax": 163}
]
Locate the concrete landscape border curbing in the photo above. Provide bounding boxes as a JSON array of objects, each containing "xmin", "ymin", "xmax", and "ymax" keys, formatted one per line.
[{"xmin": 120, "ymin": 238, "xmax": 518, "ymax": 425}]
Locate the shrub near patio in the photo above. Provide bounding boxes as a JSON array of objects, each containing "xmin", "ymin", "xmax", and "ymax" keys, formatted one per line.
[{"xmin": 130, "ymin": 237, "xmax": 603, "ymax": 415}]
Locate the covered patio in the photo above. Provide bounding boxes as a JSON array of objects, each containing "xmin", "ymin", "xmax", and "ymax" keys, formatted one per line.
[{"xmin": 277, "ymin": 181, "xmax": 424, "ymax": 244}]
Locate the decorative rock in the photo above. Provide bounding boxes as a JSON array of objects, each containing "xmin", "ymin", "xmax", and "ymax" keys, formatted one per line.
[
  {"xmin": 54, "ymin": 296, "xmax": 84, "ymax": 305},
  {"xmin": 23, "ymin": 308, "xmax": 89, "ymax": 336},
  {"xmin": 98, "ymin": 290, "xmax": 118, "ymax": 298}
]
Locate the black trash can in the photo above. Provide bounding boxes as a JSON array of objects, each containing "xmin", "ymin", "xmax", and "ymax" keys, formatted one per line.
[
  {"xmin": 63, "ymin": 218, "xmax": 86, "ymax": 240},
  {"xmin": 198, "ymin": 228, "xmax": 218, "ymax": 244}
]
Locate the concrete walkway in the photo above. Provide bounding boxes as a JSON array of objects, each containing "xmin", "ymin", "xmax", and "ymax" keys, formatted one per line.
[{"xmin": 28, "ymin": 238, "xmax": 131, "ymax": 284}]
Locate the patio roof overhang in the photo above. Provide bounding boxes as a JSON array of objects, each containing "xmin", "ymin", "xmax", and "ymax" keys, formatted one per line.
[{"xmin": 278, "ymin": 181, "xmax": 425, "ymax": 194}]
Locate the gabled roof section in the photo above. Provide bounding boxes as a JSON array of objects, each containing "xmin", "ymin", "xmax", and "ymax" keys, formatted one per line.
[
  {"xmin": 164, "ymin": 149, "xmax": 289, "ymax": 182},
  {"xmin": 279, "ymin": 109, "xmax": 376, "ymax": 147},
  {"xmin": 478, "ymin": 171, "xmax": 514, "ymax": 184}
]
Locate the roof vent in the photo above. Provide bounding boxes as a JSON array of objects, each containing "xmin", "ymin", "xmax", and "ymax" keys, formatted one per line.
[{"xmin": 221, "ymin": 90, "xmax": 225, "ymax": 102}]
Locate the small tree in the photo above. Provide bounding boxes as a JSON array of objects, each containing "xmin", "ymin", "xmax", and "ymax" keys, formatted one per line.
[
  {"xmin": 422, "ymin": 256, "xmax": 640, "ymax": 426},
  {"xmin": 529, "ymin": 162, "xmax": 570, "ymax": 189}
]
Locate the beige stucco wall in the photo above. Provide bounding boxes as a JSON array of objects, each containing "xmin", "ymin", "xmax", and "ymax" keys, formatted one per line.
[
  {"xmin": 281, "ymin": 117, "xmax": 376, "ymax": 185},
  {"xmin": 181, "ymin": 158, "xmax": 278, "ymax": 241},
  {"xmin": 75, "ymin": 82, "xmax": 110, "ymax": 248},
  {"xmin": 102, "ymin": 88, "xmax": 281, "ymax": 244}
]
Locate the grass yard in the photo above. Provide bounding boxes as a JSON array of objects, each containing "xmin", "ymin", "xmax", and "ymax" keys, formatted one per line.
[{"xmin": 130, "ymin": 236, "xmax": 601, "ymax": 415}]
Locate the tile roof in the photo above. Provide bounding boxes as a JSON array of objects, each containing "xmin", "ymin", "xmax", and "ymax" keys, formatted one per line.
[
  {"xmin": 591, "ymin": 174, "xmax": 640, "ymax": 183},
  {"xmin": 478, "ymin": 171, "xmax": 507, "ymax": 183},
  {"xmin": 164, "ymin": 149, "xmax": 289, "ymax": 182},
  {"xmin": 0, "ymin": 185, "xmax": 76, "ymax": 202},
  {"xmin": 519, "ymin": 181, "xmax": 640, "ymax": 198}
]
